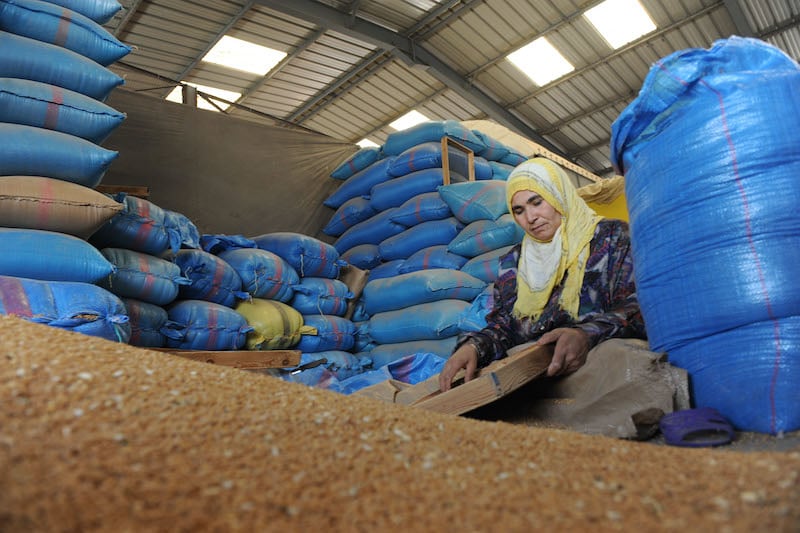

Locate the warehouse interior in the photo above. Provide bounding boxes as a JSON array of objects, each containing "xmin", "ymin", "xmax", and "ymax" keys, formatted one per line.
[{"xmin": 1, "ymin": 0, "xmax": 800, "ymax": 530}]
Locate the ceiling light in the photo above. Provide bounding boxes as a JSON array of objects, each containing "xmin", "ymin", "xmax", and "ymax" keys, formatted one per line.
[
  {"xmin": 202, "ymin": 35, "xmax": 287, "ymax": 75},
  {"xmin": 508, "ymin": 37, "xmax": 574, "ymax": 86},
  {"xmin": 584, "ymin": 0, "xmax": 656, "ymax": 49},
  {"xmin": 389, "ymin": 110, "xmax": 430, "ymax": 131},
  {"xmin": 166, "ymin": 83, "xmax": 242, "ymax": 112}
]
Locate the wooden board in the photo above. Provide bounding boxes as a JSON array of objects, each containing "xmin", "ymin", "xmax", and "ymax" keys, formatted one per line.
[
  {"xmin": 150, "ymin": 349, "xmax": 301, "ymax": 370},
  {"xmin": 409, "ymin": 343, "xmax": 553, "ymax": 415},
  {"xmin": 95, "ymin": 185, "xmax": 151, "ymax": 198}
]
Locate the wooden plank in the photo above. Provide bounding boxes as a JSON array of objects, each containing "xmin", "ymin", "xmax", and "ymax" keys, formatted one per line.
[
  {"xmin": 150, "ymin": 349, "xmax": 301, "ymax": 369},
  {"xmin": 441, "ymin": 136, "xmax": 475, "ymax": 185},
  {"xmin": 338, "ymin": 264, "xmax": 369, "ymax": 321},
  {"xmin": 96, "ymin": 185, "xmax": 151, "ymax": 198},
  {"xmin": 410, "ymin": 343, "xmax": 553, "ymax": 415}
]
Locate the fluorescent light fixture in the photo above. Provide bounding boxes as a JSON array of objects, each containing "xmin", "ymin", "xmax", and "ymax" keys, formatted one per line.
[
  {"xmin": 584, "ymin": 0, "xmax": 656, "ymax": 49},
  {"xmin": 202, "ymin": 35, "xmax": 287, "ymax": 75},
  {"xmin": 166, "ymin": 83, "xmax": 242, "ymax": 112},
  {"xmin": 507, "ymin": 37, "xmax": 574, "ymax": 86},
  {"xmin": 389, "ymin": 110, "xmax": 430, "ymax": 131},
  {"xmin": 357, "ymin": 138, "xmax": 379, "ymax": 148}
]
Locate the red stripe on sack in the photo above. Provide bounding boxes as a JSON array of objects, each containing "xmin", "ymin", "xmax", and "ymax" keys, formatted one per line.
[
  {"xmin": 139, "ymin": 254, "xmax": 155, "ymax": 298},
  {"xmin": 0, "ymin": 277, "xmax": 33, "ymax": 317},
  {"xmin": 348, "ymin": 160, "xmax": 357, "ymax": 173},
  {"xmin": 206, "ymin": 307, "xmax": 218, "ymax": 349},
  {"xmin": 133, "ymin": 221, "xmax": 154, "ymax": 248},
  {"xmin": 55, "ymin": 10, "xmax": 72, "ymax": 47},
  {"xmin": 208, "ymin": 260, "xmax": 226, "ymax": 301},
  {"xmin": 44, "ymin": 87, "xmax": 64, "ymax": 130},
  {"xmin": 37, "ymin": 177, "xmax": 55, "ymax": 227}
]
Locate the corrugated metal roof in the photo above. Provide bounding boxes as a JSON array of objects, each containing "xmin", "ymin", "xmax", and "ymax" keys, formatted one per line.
[{"xmin": 105, "ymin": 0, "xmax": 800, "ymax": 176}]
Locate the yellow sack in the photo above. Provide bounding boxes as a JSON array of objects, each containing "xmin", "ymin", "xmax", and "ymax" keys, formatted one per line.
[
  {"xmin": 235, "ymin": 299, "xmax": 316, "ymax": 350},
  {"xmin": 578, "ymin": 175, "xmax": 629, "ymax": 222}
]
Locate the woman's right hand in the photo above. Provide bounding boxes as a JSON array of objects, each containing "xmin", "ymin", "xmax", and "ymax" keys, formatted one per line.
[{"xmin": 438, "ymin": 343, "xmax": 479, "ymax": 392}]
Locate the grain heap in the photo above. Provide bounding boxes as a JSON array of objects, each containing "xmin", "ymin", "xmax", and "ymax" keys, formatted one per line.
[{"xmin": 0, "ymin": 315, "xmax": 797, "ymax": 532}]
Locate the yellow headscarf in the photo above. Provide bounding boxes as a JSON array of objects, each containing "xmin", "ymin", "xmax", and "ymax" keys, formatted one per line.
[{"xmin": 506, "ymin": 158, "xmax": 602, "ymax": 320}]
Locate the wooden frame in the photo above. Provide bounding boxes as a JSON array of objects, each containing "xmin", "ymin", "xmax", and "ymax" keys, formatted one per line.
[{"xmin": 441, "ymin": 136, "xmax": 475, "ymax": 185}]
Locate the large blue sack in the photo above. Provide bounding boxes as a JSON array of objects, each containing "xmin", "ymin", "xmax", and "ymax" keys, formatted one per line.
[
  {"xmin": 610, "ymin": 37, "xmax": 800, "ymax": 433},
  {"xmin": 253, "ymin": 232, "xmax": 345, "ymax": 279},
  {"xmin": 123, "ymin": 298, "xmax": 181, "ymax": 348},
  {"xmin": 461, "ymin": 245, "xmax": 513, "ymax": 284},
  {"xmin": 0, "ymin": 228, "xmax": 114, "ymax": 283},
  {"xmin": 438, "ymin": 180, "xmax": 508, "ymax": 223},
  {"xmin": 91, "ymin": 194, "xmax": 182, "ymax": 256},
  {"xmin": 296, "ymin": 315, "xmax": 357, "ymax": 353},
  {"xmin": 218, "ymin": 248, "xmax": 298, "ymax": 302},
  {"xmin": 322, "ymin": 195, "xmax": 376, "ymax": 237},
  {"xmin": 333, "ymin": 207, "xmax": 406, "ymax": 255},
  {"xmin": 0, "ymin": 78, "xmax": 125, "ymax": 144},
  {"xmin": 99, "ymin": 248, "xmax": 190, "ymax": 306},
  {"xmin": 330, "ymin": 146, "xmax": 382, "ymax": 180},
  {"xmin": 41, "ymin": 0, "xmax": 121, "ymax": 24},
  {"xmin": 0, "ymin": 31, "xmax": 123, "ymax": 100},
  {"xmin": 164, "ymin": 210, "xmax": 200, "ymax": 250},
  {"xmin": 387, "ymin": 141, "xmax": 493, "ymax": 180},
  {"xmin": 398, "ymin": 245, "xmax": 467, "ymax": 274},
  {"xmin": 0, "ymin": 0, "xmax": 132, "ymax": 66},
  {"xmin": 390, "ymin": 191, "xmax": 452, "ymax": 227},
  {"xmin": 383, "ymin": 120, "xmax": 485, "ymax": 156},
  {"xmin": 370, "ymin": 167, "xmax": 458, "ymax": 212},
  {"xmin": 369, "ymin": 338, "xmax": 458, "ymax": 368},
  {"xmin": 0, "ymin": 274, "xmax": 129, "ymax": 342},
  {"xmin": 369, "ymin": 299, "xmax": 469, "ymax": 344},
  {"xmin": 290, "ymin": 277, "xmax": 352, "ymax": 317},
  {"xmin": 378, "ymin": 217, "xmax": 463, "ymax": 261},
  {"xmin": 0, "ymin": 123, "xmax": 118, "ymax": 188},
  {"xmin": 323, "ymin": 157, "xmax": 395, "ymax": 209},
  {"xmin": 363, "ymin": 268, "xmax": 485, "ymax": 315},
  {"xmin": 174, "ymin": 249, "xmax": 248, "ymax": 308},
  {"xmin": 164, "ymin": 300, "xmax": 253, "ymax": 351},
  {"xmin": 447, "ymin": 214, "xmax": 524, "ymax": 258}
]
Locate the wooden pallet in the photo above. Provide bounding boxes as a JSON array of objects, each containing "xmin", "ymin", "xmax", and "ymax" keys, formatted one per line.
[{"xmin": 150, "ymin": 348, "xmax": 301, "ymax": 370}]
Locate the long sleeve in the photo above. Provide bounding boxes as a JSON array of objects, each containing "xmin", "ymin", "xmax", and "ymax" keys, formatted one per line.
[{"xmin": 456, "ymin": 219, "xmax": 646, "ymax": 368}]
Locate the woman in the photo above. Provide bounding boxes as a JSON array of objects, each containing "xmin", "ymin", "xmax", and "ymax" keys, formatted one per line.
[{"xmin": 439, "ymin": 157, "xmax": 646, "ymax": 391}]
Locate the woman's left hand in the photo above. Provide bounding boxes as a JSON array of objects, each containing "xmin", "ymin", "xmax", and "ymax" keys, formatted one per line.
[{"xmin": 536, "ymin": 327, "xmax": 590, "ymax": 377}]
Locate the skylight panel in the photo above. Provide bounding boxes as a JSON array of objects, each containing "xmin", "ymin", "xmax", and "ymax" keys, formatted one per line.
[
  {"xmin": 202, "ymin": 35, "xmax": 287, "ymax": 76},
  {"xmin": 166, "ymin": 83, "xmax": 242, "ymax": 112},
  {"xmin": 389, "ymin": 110, "xmax": 430, "ymax": 131},
  {"xmin": 584, "ymin": 0, "xmax": 656, "ymax": 49},
  {"xmin": 507, "ymin": 37, "xmax": 574, "ymax": 86},
  {"xmin": 357, "ymin": 138, "xmax": 380, "ymax": 148}
]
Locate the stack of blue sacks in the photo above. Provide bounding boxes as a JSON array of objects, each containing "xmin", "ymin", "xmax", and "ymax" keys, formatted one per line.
[{"xmin": 0, "ymin": 0, "xmax": 133, "ymax": 341}]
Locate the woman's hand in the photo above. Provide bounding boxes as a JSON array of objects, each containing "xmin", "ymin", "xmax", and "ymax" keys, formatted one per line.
[
  {"xmin": 438, "ymin": 343, "xmax": 479, "ymax": 392},
  {"xmin": 536, "ymin": 327, "xmax": 590, "ymax": 377}
]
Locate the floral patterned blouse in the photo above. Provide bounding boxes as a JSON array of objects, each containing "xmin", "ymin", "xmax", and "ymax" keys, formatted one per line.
[{"xmin": 459, "ymin": 219, "xmax": 646, "ymax": 368}]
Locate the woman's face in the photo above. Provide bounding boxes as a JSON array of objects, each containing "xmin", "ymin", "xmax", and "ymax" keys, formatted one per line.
[{"xmin": 511, "ymin": 189, "xmax": 562, "ymax": 241}]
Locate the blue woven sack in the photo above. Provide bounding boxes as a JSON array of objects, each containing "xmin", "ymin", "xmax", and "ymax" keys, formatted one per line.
[
  {"xmin": 99, "ymin": 248, "xmax": 190, "ymax": 306},
  {"xmin": 330, "ymin": 146, "xmax": 382, "ymax": 180},
  {"xmin": 461, "ymin": 245, "xmax": 513, "ymax": 284},
  {"xmin": 0, "ymin": 31, "xmax": 123, "ymax": 100},
  {"xmin": 363, "ymin": 268, "xmax": 485, "ymax": 315},
  {"xmin": 174, "ymin": 249, "xmax": 248, "ymax": 308},
  {"xmin": 387, "ymin": 141, "xmax": 492, "ymax": 179},
  {"xmin": 41, "ymin": 0, "xmax": 121, "ymax": 24},
  {"xmin": 123, "ymin": 298, "xmax": 181, "ymax": 348},
  {"xmin": 383, "ymin": 120, "xmax": 485, "ymax": 156},
  {"xmin": 322, "ymin": 195, "xmax": 376, "ymax": 237},
  {"xmin": 333, "ymin": 208, "xmax": 406, "ymax": 255},
  {"xmin": 368, "ymin": 337, "xmax": 458, "ymax": 368},
  {"xmin": 91, "ymin": 194, "xmax": 182, "ymax": 256},
  {"xmin": 398, "ymin": 245, "xmax": 468, "ymax": 274},
  {"xmin": 324, "ymin": 157, "xmax": 394, "ymax": 209},
  {"xmin": 610, "ymin": 37, "xmax": 800, "ymax": 433},
  {"xmin": 296, "ymin": 315, "xmax": 357, "ymax": 353},
  {"xmin": 390, "ymin": 191, "xmax": 452, "ymax": 227},
  {"xmin": 438, "ymin": 180, "xmax": 508, "ymax": 223},
  {"xmin": 0, "ymin": 123, "xmax": 117, "ymax": 188},
  {"xmin": 448, "ymin": 214, "xmax": 524, "ymax": 258},
  {"xmin": 368, "ymin": 299, "xmax": 469, "ymax": 344},
  {"xmin": 0, "ymin": 78, "xmax": 125, "ymax": 143},
  {"xmin": 164, "ymin": 300, "xmax": 253, "ymax": 351},
  {"xmin": 378, "ymin": 217, "xmax": 463, "ymax": 261},
  {"xmin": 340, "ymin": 243, "xmax": 382, "ymax": 270},
  {"xmin": 0, "ymin": 227, "xmax": 114, "ymax": 283},
  {"xmin": 0, "ymin": 0, "xmax": 132, "ymax": 65},
  {"xmin": 370, "ymin": 167, "xmax": 457, "ymax": 212},
  {"xmin": 253, "ymin": 232, "xmax": 345, "ymax": 279},
  {"xmin": 0, "ymin": 274, "xmax": 129, "ymax": 342},
  {"xmin": 290, "ymin": 277, "xmax": 352, "ymax": 317},
  {"xmin": 218, "ymin": 248, "xmax": 298, "ymax": 302}
]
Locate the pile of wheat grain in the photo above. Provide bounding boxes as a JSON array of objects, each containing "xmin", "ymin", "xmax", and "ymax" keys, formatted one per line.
[{"xmin": 0, "ymin": 315, "xmax": 797, "ymax": 532}]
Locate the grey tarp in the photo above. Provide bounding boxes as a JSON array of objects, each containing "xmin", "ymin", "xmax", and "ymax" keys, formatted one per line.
[{"xmin": 102, "ymin": 89, "xmax": 356, "ymax": 241}]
